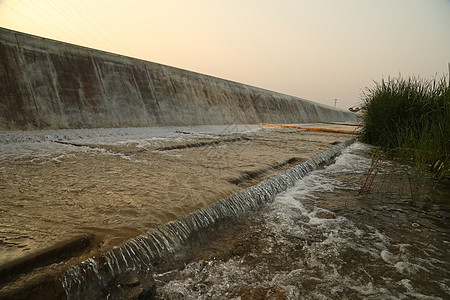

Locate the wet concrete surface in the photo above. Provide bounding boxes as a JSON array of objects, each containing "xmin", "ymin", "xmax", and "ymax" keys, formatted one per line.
[{"xmin": 1, "ymin": 27, "xmax": 357, "ymax": 130}]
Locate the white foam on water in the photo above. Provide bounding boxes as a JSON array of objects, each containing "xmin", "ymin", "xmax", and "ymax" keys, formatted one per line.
[
  {"xmin": 395, "ymin": 262, "xmax": 430, "ymax": 275},
  {"xmin": 156, "ymin": 142, "xmax": 449, "ymax": 299},
  {"xmin": 0, "ymin": 125, "xmax": 264, "ymax": 162},
  {"xmin": 398, "ymin": 279, "xmax": 443, "ymax": 300}
]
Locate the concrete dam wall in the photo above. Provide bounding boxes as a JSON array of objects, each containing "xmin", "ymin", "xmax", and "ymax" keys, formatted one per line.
[{"xmin": 0, "ymin": 27, "xmax": 357, "ymax": 130}]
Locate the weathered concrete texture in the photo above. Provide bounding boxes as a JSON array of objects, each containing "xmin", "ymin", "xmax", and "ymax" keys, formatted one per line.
[{"xmin": 0, "ymin": 27, "xmax": 357, "ymax": 130}]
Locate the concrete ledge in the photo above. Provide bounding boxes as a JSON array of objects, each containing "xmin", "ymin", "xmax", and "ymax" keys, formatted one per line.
[{"xmin": 0, "ymin": 234, "xmax": 94, "ymax": 284}]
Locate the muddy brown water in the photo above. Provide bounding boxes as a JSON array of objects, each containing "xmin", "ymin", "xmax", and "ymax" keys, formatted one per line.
[
  {"xmin": 0, "ymin": 125, "xmax": 352, "ymax": 296},
  {"xmin": 3, "ymin": 126, "xmax": 446, "ymax": 299},
  {"xmin": 153, "ymin": 143, "xmax": 449, "ymax": 299}
]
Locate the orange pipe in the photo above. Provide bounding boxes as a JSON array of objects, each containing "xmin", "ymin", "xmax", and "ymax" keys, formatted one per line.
[{"xmin": 261, "ymin": 123, "xmax": 360, "ymax": 135}]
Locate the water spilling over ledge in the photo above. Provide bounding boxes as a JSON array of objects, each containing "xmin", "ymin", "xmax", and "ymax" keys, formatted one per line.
[
  {"xmin": 43, "ymin": 139, "xmax": 355, "ymax": 299},
  {"xmin": 2, "ymin": 136, "xmax": 448, "ymax": 299},
  {"xmin": 155, "ymin": 142, "xmax": 450, "ymax": 299}
]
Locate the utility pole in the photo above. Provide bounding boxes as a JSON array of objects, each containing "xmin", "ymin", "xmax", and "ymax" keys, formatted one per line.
[{"xmin": 334, "ymin": 99, "xmax": 337, "ymax": 108}]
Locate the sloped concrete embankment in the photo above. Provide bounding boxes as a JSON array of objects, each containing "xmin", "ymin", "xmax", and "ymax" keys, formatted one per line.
[{"xmin": 0, "ymin": 27, "xmax": 357, "ymax": 130}]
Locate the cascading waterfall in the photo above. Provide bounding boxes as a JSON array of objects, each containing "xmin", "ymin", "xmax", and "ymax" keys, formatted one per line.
[{"xmin": 60, "ymin": 139, "xmax": 356, "ymax": 298}]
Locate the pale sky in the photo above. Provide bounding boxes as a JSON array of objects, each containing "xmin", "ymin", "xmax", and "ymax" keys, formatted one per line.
[{"xmin": 1, "ymin": 0, "xmax": 449, "ymax": 109}]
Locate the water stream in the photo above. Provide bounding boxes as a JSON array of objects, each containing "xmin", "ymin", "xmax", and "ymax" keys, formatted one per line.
[
  {"xmin": 154, "ymin": 142, "xmax": 449, "ymax": 299},
  {"xmin": 2, "ymin": 139, "xmax": 448, "ymax": 299},
  {"xmin": 56, "ymin": 140, "xmax": 355, "ymax": 299}
]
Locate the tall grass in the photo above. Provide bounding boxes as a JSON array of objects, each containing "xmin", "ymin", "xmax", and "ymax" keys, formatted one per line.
[{"xmin": 360, "ymin": 75, "xmax": 450, "ymax": 183}]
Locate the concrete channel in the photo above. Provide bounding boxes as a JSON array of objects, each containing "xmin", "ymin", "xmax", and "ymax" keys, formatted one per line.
[{"xmin": 0, "ymin": 27, "xmax": 360, "ymax": 298}]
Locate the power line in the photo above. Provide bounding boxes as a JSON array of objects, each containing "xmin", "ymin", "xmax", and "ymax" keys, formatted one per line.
[
  {"xmin": 20, "ymin": 0, "xmax": 92, "ymax": 46},
  {"xmin": 1, "ymin": 1, "xmax": 59, "ymax": 38},
  {"xmin": 2, "ymin": 0, "xmax": 131, "ymax": 56},
  {"xmin": 77, "ymin": 0, "xmax": 131, "ymax": 54},
  {"xmin": 41, "ymin": 0, "xmax": 107, "ymax": 50},
  {"xmin": 64, "ymin": 0, "xmax": 121, "ymax": 52}
]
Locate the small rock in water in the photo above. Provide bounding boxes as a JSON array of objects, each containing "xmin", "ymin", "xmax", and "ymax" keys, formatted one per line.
[
  {"xmin": 315, "ymin": 209, "xmax": 336, "ymax": 219},
  {"xmin": 380, "ymin": 249, "xmax": 393, "ymax": 263},
  {"xmin": 411, "ymin": 223, "xmax": 420, "ymax": 228},
  {"xmin": 104, "ymin": 269, "xmax": 155, "ymax": 300}
]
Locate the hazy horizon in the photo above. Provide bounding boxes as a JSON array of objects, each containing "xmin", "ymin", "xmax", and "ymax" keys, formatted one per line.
[{"xmin": 1, "ymin": 0, "xmax": 449, "ymax": 110}]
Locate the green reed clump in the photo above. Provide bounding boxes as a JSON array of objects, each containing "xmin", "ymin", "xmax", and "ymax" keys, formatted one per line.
[{"xmin": 360, "ymin": 75, "xmax": 450, "ymax": 182}]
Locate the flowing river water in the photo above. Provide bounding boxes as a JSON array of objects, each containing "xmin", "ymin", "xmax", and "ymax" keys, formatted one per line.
[
  {"xmin": 151, "ymin": 142, "xmax": 449, "ymax": 300},
  {"xmin": 1, "ymin": 127, "xmax": 448, "ymax": 299}
]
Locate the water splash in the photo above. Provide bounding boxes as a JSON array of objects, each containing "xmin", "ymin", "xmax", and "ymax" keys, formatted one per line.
[
  {"xmin": 155, "ymin": 142, "xmax": 449, "ymax": 299},
  {"xmin": 59, "ymin": 139, "xmax": 355, "ymax": 298}
]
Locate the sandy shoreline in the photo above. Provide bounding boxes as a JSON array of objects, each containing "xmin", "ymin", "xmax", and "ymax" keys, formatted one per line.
[{"xmin": 0, "ymin": 124, "xmax": 357, "ymax": 267}]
